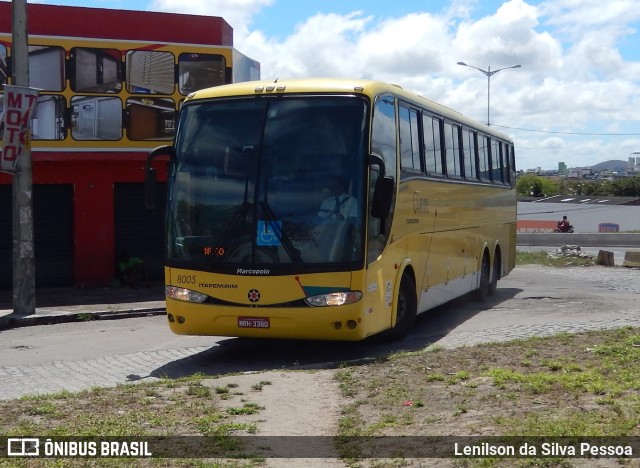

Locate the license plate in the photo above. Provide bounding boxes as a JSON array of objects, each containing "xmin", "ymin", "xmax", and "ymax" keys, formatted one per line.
[{"xmin": 238, "ymin": 317, "xmax": 270, "ymax": 329}]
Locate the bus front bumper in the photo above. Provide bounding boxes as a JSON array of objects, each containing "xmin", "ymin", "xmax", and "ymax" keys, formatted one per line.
[{"xmin": 166, "ymin": 298, "xmax": 371, "ymax": 341}]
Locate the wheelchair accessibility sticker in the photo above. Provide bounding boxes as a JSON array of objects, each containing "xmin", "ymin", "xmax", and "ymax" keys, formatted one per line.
[{"xmin": 257, "ymin": 220, "xmax": 282, "ymax": 246}]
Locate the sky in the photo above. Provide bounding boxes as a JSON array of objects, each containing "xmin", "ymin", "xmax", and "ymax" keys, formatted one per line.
[{"xmin": 21, "ymin": 0, "xmax": 640, "ymax": 170}]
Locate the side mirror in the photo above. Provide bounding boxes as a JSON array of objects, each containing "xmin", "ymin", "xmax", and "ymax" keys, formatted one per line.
[
  {"xmin": 369, "ymin": 154, "xmax": 394, "ymax": 219},
  {"xmin": 145, "ymin": 168, "xmax": 158, "ymax": 209},
  {"xmin": 145, "ymin": 145, "xmax": 173, "ymax": 209},
  {"xmin": 372, "ymin": 176, "xmax": 394, "ymax": 219}
]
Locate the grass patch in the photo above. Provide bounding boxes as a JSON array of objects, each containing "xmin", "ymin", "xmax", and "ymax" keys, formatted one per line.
[
  {"xmin": 250, "ymin": 381, "xmax": 272, "ymax": 391},
  {"xmin": 516, "ymin": 250, "xmax": 595, "ymax": 267},
  {"xmin": 336, "ymin": 326, "xmax": 640, "ymax": 462},
  {"xmin": 0, "ymin": 377, "xmax": 264, "ymax": 467}
]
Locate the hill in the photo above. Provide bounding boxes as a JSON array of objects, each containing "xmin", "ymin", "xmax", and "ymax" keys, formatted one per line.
[{"xmin": 589, "ymin": 159, "xmax": 628, "ymax": 171}]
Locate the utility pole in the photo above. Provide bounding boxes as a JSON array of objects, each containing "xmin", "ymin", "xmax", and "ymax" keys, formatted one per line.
[{"xmin": 11, "ymin": 0, "xmax": 36, "ymax": 315}]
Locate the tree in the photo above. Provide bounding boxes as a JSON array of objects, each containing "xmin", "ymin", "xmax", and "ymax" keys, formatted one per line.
[
  {"xmin": 516, "ymin": 174, "xmax": 542, "ymax": 196},
  {"xmin": 610, "ymin": 176, "xmax": 640, "ymax": 196},
  {"xmin": 516, "ymin": 174, "xmax": 559, "ymax": 197}
]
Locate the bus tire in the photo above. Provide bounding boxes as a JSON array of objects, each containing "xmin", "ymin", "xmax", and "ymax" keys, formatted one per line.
[
  {"xmin": 489, "ymin": 249, "xmax": 500, "ymax": 296},
  {"xmin": 377, "ymin": 274, "xmax": 417, "ymax": 342},
  {"xmin": 475, "ymin": 252, "xmax": 491, "ymax": 301}
]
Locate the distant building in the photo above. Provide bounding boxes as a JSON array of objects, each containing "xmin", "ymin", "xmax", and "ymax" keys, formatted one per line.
[
  {"xmin": 567, "ymin": 167, "xmax": 593, "ymax": 178},
  {"xmin": 558, "ymin": 162, "xmax": 567, "ymax": 174}
]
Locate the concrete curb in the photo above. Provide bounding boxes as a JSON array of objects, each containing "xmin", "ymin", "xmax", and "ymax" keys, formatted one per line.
[
  {"xmin": 0, "ymin": 308, "xmax": 166, "ymax": 331},
  {"xmin": 516, "ymin": 233, "xmax": 640, "ymax": 247},
  {"xmin": 623, "ymin": 251, "xmax": 640, "ymax": 267}
]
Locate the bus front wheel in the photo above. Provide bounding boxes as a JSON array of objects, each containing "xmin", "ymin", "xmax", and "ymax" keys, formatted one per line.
[
  {"xmin": 475, "ymin": 253, "xmax": 491, "ymax": 300},
  {"xmin": 377, "ymin": 274, "xmax": 417, "ymax": 342}
]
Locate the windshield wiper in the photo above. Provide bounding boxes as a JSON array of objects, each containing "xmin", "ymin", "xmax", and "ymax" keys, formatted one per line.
[
  {"xmin": 260, "ymin": 200, "xmax": 305, "ymax": 272},
  {"xmin": 209, "ymin": 177, "xmax": 252, "ymax": 264}
]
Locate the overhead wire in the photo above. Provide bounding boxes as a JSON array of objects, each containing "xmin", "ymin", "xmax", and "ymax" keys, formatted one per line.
[{"xmin": 492, "ymin": 124, "xmax": 640, "ymax": 136}]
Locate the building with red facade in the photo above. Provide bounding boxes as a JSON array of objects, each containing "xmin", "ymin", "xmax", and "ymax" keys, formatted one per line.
[{"xmin": 0, "ymin": 3, "xmax": 259, "ymax": 289}]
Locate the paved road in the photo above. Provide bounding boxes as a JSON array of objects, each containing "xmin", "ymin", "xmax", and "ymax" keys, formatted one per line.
[{"xmin": 0, "ymin": 265, "xmax": 639, "ymax": 400}]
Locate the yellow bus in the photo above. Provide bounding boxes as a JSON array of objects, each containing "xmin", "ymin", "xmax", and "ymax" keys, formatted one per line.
[{"xmin": 146, "ymin": 78, "xmax": 516, "ymax": 341}]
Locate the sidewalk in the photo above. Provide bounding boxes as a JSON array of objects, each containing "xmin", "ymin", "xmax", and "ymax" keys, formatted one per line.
[{"xmin": 0, "ymin": 284, "xmax": 166, "ymax": 330}]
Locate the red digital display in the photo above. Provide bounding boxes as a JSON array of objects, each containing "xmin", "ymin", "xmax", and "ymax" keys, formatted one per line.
[{"xmin": 203, "ymin": 247, "xmax": 225, "ymax": 256}]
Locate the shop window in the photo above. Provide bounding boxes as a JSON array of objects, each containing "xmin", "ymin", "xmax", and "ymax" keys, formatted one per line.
[
  {"xmin": 29, "ymin": 46, "xmax": 65, "ymax": 91},
  {"xmin": 70, "ymin": 47, "xmax": 121, "ymax": 93},
  {"xmin": 1, "ymin": 44, "xmax": 8, "ymax": 91},
  {"xmin": 126, "ymin": 97, "xmax": 175, "ymax": 140},
  {"xmin": 232, "ymin": 50, "xmax": 260, "ymax": 83},
  {"xmin": 126, "ymin": 50, "xmax": 174, "ymax": 95},
  {"xmin": 71, "ymin": 96, "xmax": 122, "ymax": 140},
  {"xmin": 179, "ymin": 53, "xmax": 225, "ymax": 94},
  {"xmin": 0, "ymin": 45, "xmax": 5, "ymax": 138},
  {"xmin": 32, "ymin": 95, "xmax": 66, "ymax": 140}
]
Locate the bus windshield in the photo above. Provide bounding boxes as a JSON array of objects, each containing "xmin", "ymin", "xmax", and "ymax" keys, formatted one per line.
[{"xmin": 167, "ymin": 95, "xmax": 368, "ymax": 275}]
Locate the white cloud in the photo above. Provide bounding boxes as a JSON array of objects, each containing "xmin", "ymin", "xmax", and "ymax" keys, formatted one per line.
[
  {"xmin": 143, "ymin": 0, "xmax": 640, "ymax": 169},
  {"xmin": 148, "ymin": 0, "xmax": 274, "ymax": 39},
  {"xmin": 539, "ymin": 0, "xmax": 640, "ymax": 38},
  {"xmin": 262, "ymin": 12, "xmax": 373, "ymax": 79}
]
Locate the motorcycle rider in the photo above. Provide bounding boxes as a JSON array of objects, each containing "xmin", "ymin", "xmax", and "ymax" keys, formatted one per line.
[{"xmin": 557, "ymin": 215, "xmax": 571, "ymax": 233}]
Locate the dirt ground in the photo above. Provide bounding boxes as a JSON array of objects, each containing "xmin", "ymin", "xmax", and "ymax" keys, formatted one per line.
[
  {"xmin": 204, "ymin": 369, "xmax": 343, "ymax": 466},
  {"xmin": 198, "ymin": 264, "xmax": 640, "ymax": 466}
]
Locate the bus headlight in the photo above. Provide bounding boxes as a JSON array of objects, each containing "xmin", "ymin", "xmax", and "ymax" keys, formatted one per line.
[
  {"xmin": 166, "ymin": 286, "xmax": 208, "ymax": 303},
  {"xmin": 304, "ymin": 291, "xmax": 362, "ymax": 307}
]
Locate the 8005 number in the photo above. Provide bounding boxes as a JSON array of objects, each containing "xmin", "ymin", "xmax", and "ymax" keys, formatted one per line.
[{"xmin": 177, "ymin": 275, "xmax": 196, "ymax": 284}]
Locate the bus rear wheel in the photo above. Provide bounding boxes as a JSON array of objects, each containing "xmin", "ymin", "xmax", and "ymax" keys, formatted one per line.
[{"xmin": 489, "ymin": 250, "xmax": 500, "ymax": 296}]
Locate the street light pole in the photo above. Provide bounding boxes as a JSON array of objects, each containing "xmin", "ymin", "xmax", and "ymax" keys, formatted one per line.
[{"xmin": 457, "ymin": 62, "xmax": 521, "ymax": 126}]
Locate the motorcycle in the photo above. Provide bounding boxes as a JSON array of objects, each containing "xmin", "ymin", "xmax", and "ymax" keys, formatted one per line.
[{"xmin": 554, "ymin": 225, "xmax": 574, "ymax": 233}]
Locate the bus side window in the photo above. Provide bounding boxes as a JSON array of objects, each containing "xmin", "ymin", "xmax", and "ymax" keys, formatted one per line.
[
  {"xmin": 462, "ymin": 128, "xmax": 477, "ymax": 180},
  {"xmin": 369, "ymin": 96, "xmax": 397, "ymax": 264},
  {"xmin": 423, "ymin": 114, "xmax": 443, "ymax": 176},
  {"xmin": 508, "ymin": 145, "xmax": 517, "ymax": 184},
  {"xmin": 491, "ymin": 139, "xmax": 502, "ymax": 183},
  {"xmin": 444, "ymin": 122, "xmax": 462, "ymax": 178},
  {"xmin": 399, "ymin": 105, "xmax": 421, "ymax": 173},
  {"xmin": 478, "ymin": 134, "xmax": 491, "ymax": 182},
  {"xmin": 499, "ymin": 142, "xmax": 509, "ymax": 184}
]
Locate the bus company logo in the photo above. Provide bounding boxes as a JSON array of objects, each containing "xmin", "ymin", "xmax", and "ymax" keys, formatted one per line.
[
  {"xmin": 7, "ymin": 438, "xmax": 40, "ymax": 456},
  {"xmin": 247, "ymin": 289, "xmax": 261, "ymax": 303}
]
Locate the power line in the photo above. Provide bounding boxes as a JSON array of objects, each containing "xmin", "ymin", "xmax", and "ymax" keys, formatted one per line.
[{"xmin": 493, "ymin": 124, "xmax": 640, "ymax": 136}]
